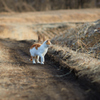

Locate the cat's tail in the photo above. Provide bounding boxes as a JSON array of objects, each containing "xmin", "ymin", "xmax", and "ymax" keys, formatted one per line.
[
  {"xmin": 38, "ymin": 33, "xmax": 45, "ymax": 43},
  {"xmin": 29, "ymin": 56, "xmax": 33, "ymax": 61}
]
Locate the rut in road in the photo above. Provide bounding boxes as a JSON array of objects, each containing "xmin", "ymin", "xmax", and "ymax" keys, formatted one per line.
[{"xmin": 0, "ymin": 38, "xmax": 94, "ymax": 100}]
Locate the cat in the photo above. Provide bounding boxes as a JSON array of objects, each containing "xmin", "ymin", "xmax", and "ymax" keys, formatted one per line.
[{"xmin": 29, "ymin": 40, "xmax": 51, "ymax": 64}]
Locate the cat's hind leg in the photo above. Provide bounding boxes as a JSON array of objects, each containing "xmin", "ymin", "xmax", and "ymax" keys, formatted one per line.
[{"xmin": 32, "ymin": 56, "xmax": 36, "ymax": 64}]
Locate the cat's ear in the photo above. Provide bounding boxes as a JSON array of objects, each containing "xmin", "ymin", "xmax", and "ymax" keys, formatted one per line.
[{"xmin": 46, "ymin": 40, "xmax": 49, "ymax": 42}]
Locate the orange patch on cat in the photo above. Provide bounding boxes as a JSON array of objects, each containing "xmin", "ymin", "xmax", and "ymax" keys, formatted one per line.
[
  {"xmin": 46, "ymin": 40, "xmax": 51, "ymax": 45},
  {"xmin": 30, "ymin": 43, "xmax": 41, "ymax": 49},
  {"xmin": 30, "ymin": 56, "xmax": 38, "ymax": 61}
]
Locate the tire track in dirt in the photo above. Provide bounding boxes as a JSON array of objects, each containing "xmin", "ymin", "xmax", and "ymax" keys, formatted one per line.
[{"xmin": 0, "ymin": 38, "xmax": 89, "ymax": 100}]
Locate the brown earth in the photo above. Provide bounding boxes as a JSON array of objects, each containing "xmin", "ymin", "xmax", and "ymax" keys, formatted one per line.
[
  {"xmin": 0, "ymin": 38, "xmax": 99, "ymax": 100},
  {"xmin": 0, "ymin": 39, "xmax": 84, "ymax": 100},
  {"xmin": 0, "ymin": 9, "xmax": 100, "ymax": 100}
]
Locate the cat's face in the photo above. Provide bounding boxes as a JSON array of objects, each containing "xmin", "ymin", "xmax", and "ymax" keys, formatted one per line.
[{"xmin": 46, "ymin": 40, "xmax": 51, "ymax": 47}]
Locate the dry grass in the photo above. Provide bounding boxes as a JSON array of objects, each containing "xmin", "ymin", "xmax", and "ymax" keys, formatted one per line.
[
  {"xmin": 48, "ymin": 44, "xmax": 100, "ymax": 83},
  {"xmin": 0, "ymin": 24, "xmax": 38, "ymax": 40},
  {"xmin": 52, "ymin": 20, "xmax": 100, "ymax": 59},
  {"xmin": 0, "ymin": 9, "xmax": 100, "ymax": 24},
  {"xmin": 47, "ymin": 20, "xmax": 100, "ymax": 86}
]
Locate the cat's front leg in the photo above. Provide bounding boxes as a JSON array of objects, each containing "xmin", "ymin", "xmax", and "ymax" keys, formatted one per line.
[
  {"xmin": 36, "ymin": 56, "xmax": 40, "ymax": 63},
  {"xmin": 39, "ymin": 55, "xmax": 44, "ymax": 64}
]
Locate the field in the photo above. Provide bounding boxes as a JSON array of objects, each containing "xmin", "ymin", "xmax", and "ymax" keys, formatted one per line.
[{"xmin": 0, "ymin": 9, "xmax": 100, "ymax": 100}]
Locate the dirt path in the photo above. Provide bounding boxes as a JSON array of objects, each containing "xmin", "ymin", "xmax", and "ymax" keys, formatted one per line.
[{"xmin": 0, "ymin": 38, "xmax": 89, "ymax": 100}]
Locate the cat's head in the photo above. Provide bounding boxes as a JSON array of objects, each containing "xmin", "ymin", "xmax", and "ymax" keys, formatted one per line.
[{"xmin": 45, "ymin": 40, "xmax": 51, "ymax": 47}]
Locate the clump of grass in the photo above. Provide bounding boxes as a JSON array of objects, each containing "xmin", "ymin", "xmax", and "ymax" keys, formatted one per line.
[
  {"xmin": 48, "ymin": 44, "xmax": 100, "ymax": 83},
  {"xmin": 51, "ymin": 20, "xmax": 100, "ymax": 59},
  {"xmin": 47, "ymin": 20, "xmax": 100, "ymax": 87}
]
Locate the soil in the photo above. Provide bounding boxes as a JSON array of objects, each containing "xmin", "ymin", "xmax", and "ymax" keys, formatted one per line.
[
  {"xmin": 0, "ymin": 9, "xmax": 100, "ymax": 100},
  {"xmin": 0, "ymin": 38, "xmax": 93, "ymax": 100}
]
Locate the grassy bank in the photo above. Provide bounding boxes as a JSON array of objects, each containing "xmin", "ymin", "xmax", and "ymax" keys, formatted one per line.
[{"xmin": 47, "ymin": 20, "xmax": 100, "ymax": 93}]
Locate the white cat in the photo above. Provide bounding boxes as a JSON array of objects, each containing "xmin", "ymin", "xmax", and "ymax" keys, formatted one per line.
[{"xmin": 29, "ymin": 40, "xmax": 51, "ymax": 64}]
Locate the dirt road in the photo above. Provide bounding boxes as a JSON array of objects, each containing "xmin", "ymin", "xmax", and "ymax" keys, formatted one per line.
[{"xmin": 0, "ymin": 38, "xmax": 89, "ymax": 100}]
